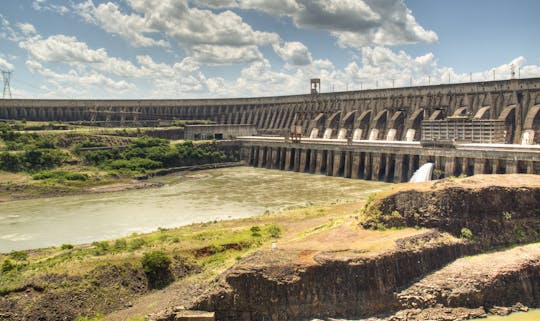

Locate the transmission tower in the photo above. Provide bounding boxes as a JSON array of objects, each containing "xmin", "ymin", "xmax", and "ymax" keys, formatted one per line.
[{"xmin": 2, "ymin": 70, "xmax": 12, "ymax": 98}]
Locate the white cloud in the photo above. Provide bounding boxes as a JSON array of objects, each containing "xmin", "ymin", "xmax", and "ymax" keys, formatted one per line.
[
  {"xmin": 273, "ymin": 41, "xmax": 312, "ymax": 66},
  {"xmin": 190, "ymin": 45, "xmax": 263, "ymax": 65},
  {"xmin": 32, "ymin": 0, "xmax": 69, "ymax": 15},
  {"xmin": 19, "ymin": 34, "xmax": 108, "ymax": 64},
  {"xmin": 17, "ymin": 23, "xmax": 36, "ymax": 36},
  {"xmin": 194, "ymin": 0, "xmax": 239, "ymax": 9},
  {"xmin": 75, "ymin": 0, "xmax": 280, "ymax": 64},
  {"xmin": 0, "ymin": 14, "xmax": 23, "ymax": 42},
  {"xmin": 233, "ymin": 0, "xmax": 438, "ymax": 48},
  {"xmin": 26, "ymin": 59, "xmax": 135, "ymax": 94},
  {"xmin": 0, "ymin": 56, "xmax": 14, "ymax": 70},
  {"xmin": 76, "ymin": 1, "xmax": 169, "ymax": 48}
]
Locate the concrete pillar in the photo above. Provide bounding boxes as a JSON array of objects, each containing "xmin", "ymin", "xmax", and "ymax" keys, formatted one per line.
[
  {"xmin": 285, "ymin": 149, "xmax": 292, "ymax": 171},
  {"xmin": 408, "ymin": 155, "xmax": 416, "ymax": 181},
  {"xmin": 332, "ymin": 152, "xmax": 342, "ymax": 177},
  {"xmin": 351, "ymin": 152, "xmax": 361, "ymax": 179},
  {"xmin": 526, "ymin": 161, "xmax": 534, "ymax": 174},
  {"xmin": 365, "ymin": 153, "xmax": 373, "ymax": 180},
  {"xmin": 393, "ymin": 154, "xmax": 405, "ymax": 183},
  {"xmin": 506, "ymin": 159, "xmax": 518, "ymax": 174},
  {"xmin": 326, "ymin": 151, "xmax": 334, "ymax": 176},
  {"xmin": 384, "ymin": 154, "xmax": 393, "ymax": 182},
  {"xmin": 309, "ymin": 150, "xmax": 317, "ymax": 173},
  {"xmin": 315, "ymin": 150, "xmax": 324, "ymax": 174},
  {"xmin": 252, "ymin": 147, "xmax": 259, "ymax": 167},
  {"xmin": 271, "ymin": 148, "xmax": 278, "ymax": 169},
  {"xmin": 266, "ymin": 148, "xmax": 273, "ymax": 169},
  {"xmin": 299, "ymin": 149, "xmax": 307, "ymax": 173},
  {"xmin": 474, "ymin": 159, "xmax": 486, "ymax": 175},
  {"xmin": 293, "ymin": 149, "xmax": 301, "ymax": 172},
  {"xmin": 492, "ymin": 159, "xmax": 502, "ymax": 174},
  {"xmin": 461, "ymin": 158, "xmax": 470, "ymax": 176},
  {"xmin": 344, "ymin": 152, "xmax": 352, "ymax": 178},
  {"xmin": 444, "ymin": 157, "xmax": 457, "ymax": 177},
  {"xmin": 244, "ymin": 146, "xmax": 253, "ymax": 165},
  {"xmin": 258, "ymin": 147, "xmax": 266, "ymax": 168},
  {"xmin": 371, "ymin": 153, "xmax": 382, "ymax": 181}
]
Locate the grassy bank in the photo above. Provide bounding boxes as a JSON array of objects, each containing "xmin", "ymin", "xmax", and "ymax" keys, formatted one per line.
[
  {"xmin": 0, "ymin": 200, "xmax": 397, "ymax": 321},
  {"xmin": 0, "ymin": 121, "xmax": 239, "ymax": 201}
]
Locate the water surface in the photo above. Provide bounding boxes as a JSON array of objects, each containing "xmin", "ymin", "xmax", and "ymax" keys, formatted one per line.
[
  {"xmin": 0, "ymin": 167, "xmax": 389, "ymax": 252},
  {"xmin": 481, "ymin": 310, "xmax": 540, "ymax": 321}
]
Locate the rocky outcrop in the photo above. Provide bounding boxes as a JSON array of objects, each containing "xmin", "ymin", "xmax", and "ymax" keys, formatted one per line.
[
  {"xmin": 360, "ymin": 174, "xmax": 540, "ymax": 247},
  {"xmin": 192, "ymin": 242, "xmax": 473, "ymax": 321},
  {"xmin": 397, "ymin": 243, "xmax": 540, "ymax": 311}
]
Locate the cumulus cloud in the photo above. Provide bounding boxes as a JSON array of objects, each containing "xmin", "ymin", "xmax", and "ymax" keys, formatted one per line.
[
  {"xmin": 189, "ymin": 45, "xmax": 263, "ymax": 65},
  {"xmin": 76, "ymin": 1, "xmax": 169, "ymax": 48},
  {"xmin": 32, "ymin": 0, "xmax": 69, "ymax": 15},
  {"xmin": 25, "ymin": 59, "xmax": 135, "ymax": 93},
  {"xmin": 75, "ymin": 0, "xmax": 280, "ymax": 64},
  {"xmin": 218, "ymin": 0, "xmax": 437, "ymax": 48},
  {"xmin": 17, "ymin": 23, "xmax": 36, "ymax": 36},
  {"xmin": 0, "ymin": 56, "xmax": 14, "ymax": 70},
  {"xmin": 19, "ymin": 34, "xmax": 108, "ymax": 64},
  {"xmin": 273, "ymin": 41, "xmax": 312, "ymax": 66}
]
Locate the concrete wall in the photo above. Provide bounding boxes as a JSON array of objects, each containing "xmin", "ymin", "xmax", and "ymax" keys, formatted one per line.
[
  {"xmin": 240, "ymin": 138, "xmax": 540, "ymax": 183},
  {"xmin": 184, "ymin": 124, "xmax": 257, "ymax": 140},
  {"xmin": 2, "ymin": 78, "xmax": 540, "ymax": 144}
]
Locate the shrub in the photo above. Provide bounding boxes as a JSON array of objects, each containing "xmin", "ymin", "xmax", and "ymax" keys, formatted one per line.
[
  {"xmin": 1, "ymin": 259, "xmax": 16, "ymax": 273},
  {"xmin": 266, "ymin": 224, "xmax": 282, "ymax": 238},
  {"xmin": 114, "ymin": 239, "xmax": 127, "ymax": 250},
  {"xmin": 0, "ymin": 152, "xmax": 23, "ymax": 172},
  {"xmin": 8, "ymin": 251, "xmax": 27, "ymax": 261},
  {"xmin": 92, "ymin": 241, "xmax": 110, "ymax": 255},
  {"xmin": 128, "ymin": 238, "xmax": 146, "ymax": 250},
  {"xmin": 141, "ymin": 251, "xmax": 173, "ymax": 289},
  {"xmin": 250, "ymin": 226, "xmax": 262, "ymax": 237},
  {"xmin": 460, "ymin": 227, "xmax": 473, "ymax": 239},
  {"xmin": 32, "ymin": 170, "xmax": 89, "ymax": 181},
  {"xmin": 60, "ymin": 244, "xmax": 74, "ymax": 250}
]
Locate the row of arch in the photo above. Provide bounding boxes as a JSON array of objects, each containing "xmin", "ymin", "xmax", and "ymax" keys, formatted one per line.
[{"xmin": 298, "ymin": 104, "xmax": 540, "ymax": 145}]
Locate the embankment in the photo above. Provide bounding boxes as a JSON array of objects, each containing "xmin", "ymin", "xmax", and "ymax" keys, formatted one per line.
[{"xmin": 189, "ymin": 174, "xmax": 540, "ymax": 321}]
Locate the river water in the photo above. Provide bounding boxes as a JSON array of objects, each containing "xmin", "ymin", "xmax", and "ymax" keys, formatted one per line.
[
  {"xmin": 0, "ymin": 167, "xmax": 389, "ymax": 252},
  {"xmin": 480, "ymin": 310, "xmax": 540, "ymax": 321}
]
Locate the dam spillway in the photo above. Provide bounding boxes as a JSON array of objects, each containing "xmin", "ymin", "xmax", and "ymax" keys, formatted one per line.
[{"xmin": 1, "ymin": 78, "xmax": 540, "ymax": 182}]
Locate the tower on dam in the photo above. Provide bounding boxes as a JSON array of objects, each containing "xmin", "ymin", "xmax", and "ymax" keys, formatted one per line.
[{"xmin": 1, "ymin": 78, "xmax": 540, "ymax": 182}]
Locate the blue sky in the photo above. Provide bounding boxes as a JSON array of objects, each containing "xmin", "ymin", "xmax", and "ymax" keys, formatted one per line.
[{"xmin": 1, "ymin": 0, "xmax": 539, "ymax": 99}]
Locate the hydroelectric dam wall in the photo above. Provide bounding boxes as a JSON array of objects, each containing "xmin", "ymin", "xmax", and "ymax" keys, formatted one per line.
[{"xmin": 1, "ymin": 78, "xmax": 540, "ymax": 182}]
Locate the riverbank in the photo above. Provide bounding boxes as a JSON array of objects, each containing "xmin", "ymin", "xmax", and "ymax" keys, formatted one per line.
[
  {"xmin": 0, "ymin": 162, "xmax": 243, "ymax": 203},
  {"xmin": 1, "ymin": 174, "xmax": 539, "ymax": 321}
]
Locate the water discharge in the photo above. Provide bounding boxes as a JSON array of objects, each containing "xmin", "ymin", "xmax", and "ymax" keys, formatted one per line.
[
  {"xmin": 409, "ymin": 162, "xmax": 434, "ymax": 182},
  {"xmin": 0, "ymin": 167, "xmax": 389, "ymax": 252}
]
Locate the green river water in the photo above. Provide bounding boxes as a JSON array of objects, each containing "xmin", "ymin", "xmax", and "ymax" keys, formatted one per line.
[
  {"xmin": 481, "ymin": 310, "xmax": 540, "ymax": 321},
  {"xmin": 0, "ymin": 167, "xmax": 389, "ymax": 252}
]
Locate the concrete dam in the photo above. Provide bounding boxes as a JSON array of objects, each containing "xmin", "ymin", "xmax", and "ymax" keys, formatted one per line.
[{"xmin": 1, "ymin": 78, "xmax": 540, "ymax": 182}]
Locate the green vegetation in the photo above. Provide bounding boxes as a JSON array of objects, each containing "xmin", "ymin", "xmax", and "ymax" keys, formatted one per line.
[
  {"xmin": 77, "ymin": 137, "xmax": 238, "ymax": 175},
  {"xmin": 32, "ymin": 170, "xmax": 89, "ymax": 181},
  {"xmin": 60, "ymin": 244, "xmax": 74, "ymax": 250},
  {"xmin": 460, "ymin": 227, "xmax": 473, "ymax": 239},
  {"xmin": 141, "ymin": 251, "xmax": 173, "ymax": 289}
]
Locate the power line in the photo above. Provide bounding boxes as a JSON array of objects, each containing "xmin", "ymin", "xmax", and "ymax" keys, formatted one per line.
[{"xmin": 2, "ymin": 70, "xmax": 12, "ymax": 98}]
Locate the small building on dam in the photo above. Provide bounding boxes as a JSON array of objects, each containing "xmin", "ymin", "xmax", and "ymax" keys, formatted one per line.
[{"xmin": 1, "ymin": 78, "xmax": 540, "ymax": 182}]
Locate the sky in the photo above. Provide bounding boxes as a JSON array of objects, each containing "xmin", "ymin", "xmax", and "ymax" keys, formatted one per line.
[{"xmin": 1, "ymin": 0, "xmax": 540, "ymax": 99}]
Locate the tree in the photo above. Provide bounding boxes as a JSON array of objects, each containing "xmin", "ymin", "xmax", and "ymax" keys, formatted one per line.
[{"xmin": 141, "ymin": 251, "xmax": 173, "ymax": 289}]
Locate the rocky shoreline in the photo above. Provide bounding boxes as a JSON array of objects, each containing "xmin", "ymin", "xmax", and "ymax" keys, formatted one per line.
[{"xmin": 184, "ymin": 174, "xmax": 540, "ymax": 321}]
